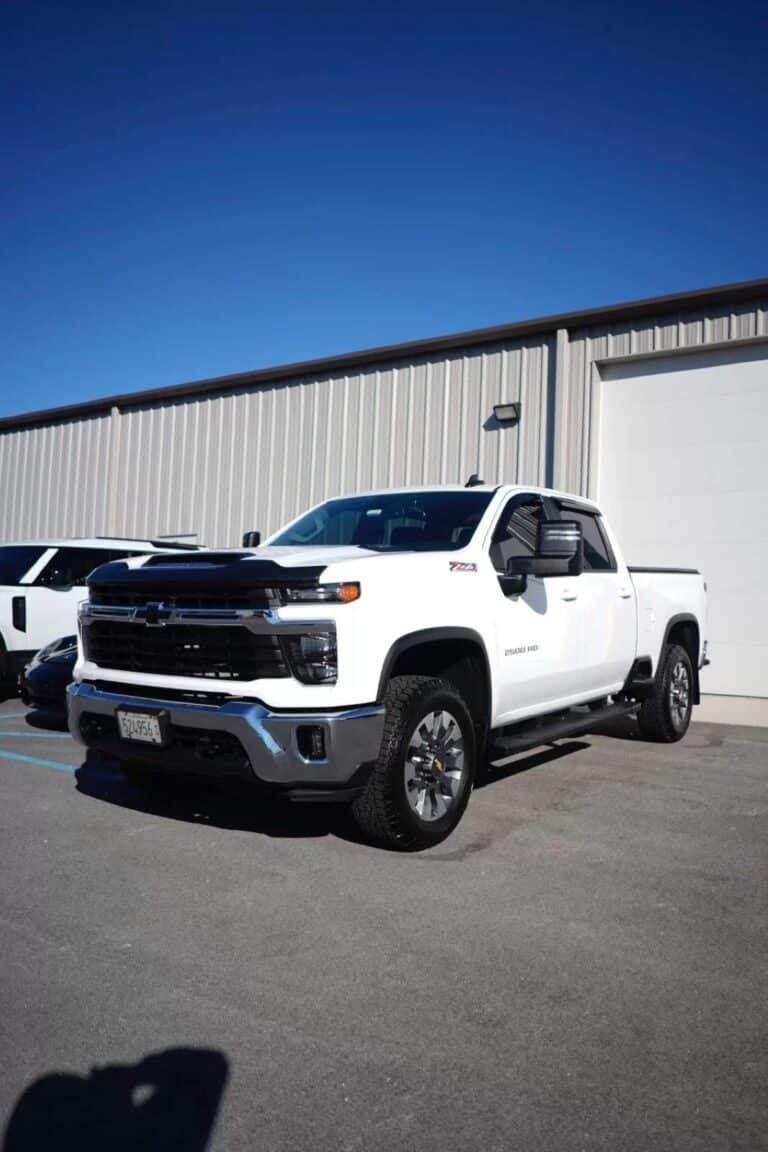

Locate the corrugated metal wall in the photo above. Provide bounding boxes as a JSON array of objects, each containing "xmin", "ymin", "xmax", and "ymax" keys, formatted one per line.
[
  {"xmin": 0, "ymin": 339, "xmax": 552, "ymax": 547},
  {"xmin": 1, "ymin": 294, "xmax": 766, "ymax": 549},
  {"xmin": 0, "ymin": 413, "xmax": 114, "ymax": 540}
]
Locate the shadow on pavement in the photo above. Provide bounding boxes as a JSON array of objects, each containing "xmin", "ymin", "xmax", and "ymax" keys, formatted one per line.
[
  {"xmin": 23, "ymin": 708, "xmax": 69, "ymax": 732},
  {"xmin": 479, "ymin": 738, "xmax": 591, "ymax": 787},
  {"xmin": 74, "ymin": 750, "xmax": 359, "ymax": 841},
  {"xmin": 2, "ymin": 1047, "xmax": 228, "ymax": 1152},
  {"xmin": 75, "ymin": 738, "xmax": 596, "ymax": 842}
]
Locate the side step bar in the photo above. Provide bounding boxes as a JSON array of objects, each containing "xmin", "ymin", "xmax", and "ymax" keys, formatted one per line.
[{"xmin": 489, "ymin": 700, "xmax": 640, "ymax": 764}]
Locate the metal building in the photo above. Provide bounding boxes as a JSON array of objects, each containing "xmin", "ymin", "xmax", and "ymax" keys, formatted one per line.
[{"xmin": 1, "ymin": 277, "xmax": 767, "ymax": 718}]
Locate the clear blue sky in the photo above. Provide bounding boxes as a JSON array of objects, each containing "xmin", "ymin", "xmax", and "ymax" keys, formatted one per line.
[{"xmin": 1, "ymin": 0, "xmax": 766, "ymax": 418}]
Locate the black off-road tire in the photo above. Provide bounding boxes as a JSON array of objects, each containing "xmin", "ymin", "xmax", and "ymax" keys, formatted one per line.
[
  {"xmin": 351, "ymin": 675, "xmax": 476, "ymax": 851},
  {"xmin": 637, "ymin": 643, "xmax": 694, "ymax": 743}
]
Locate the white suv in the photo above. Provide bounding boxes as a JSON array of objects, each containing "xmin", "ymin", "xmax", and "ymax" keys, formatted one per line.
[{"xmin": 0, "ymin": 538, "xmax": 198, "ymax": 686}]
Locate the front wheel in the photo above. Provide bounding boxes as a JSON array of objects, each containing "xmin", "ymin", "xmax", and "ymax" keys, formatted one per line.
[
  {"xmin": 351, "ymin": 675, "xmax": 476, "ymax": 851},
  {"xmin": 637, "ymin": 643, "xmax": 694, "ymax": 742}
]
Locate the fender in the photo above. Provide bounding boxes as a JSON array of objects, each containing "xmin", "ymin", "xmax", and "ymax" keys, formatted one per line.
[
  {"xmin": 660, "ymin": 613, "xmax": 702, "ymax": 704},
  {"xmin": 376, "ymin": 626, "xmax": 492, "ymax": 703}
]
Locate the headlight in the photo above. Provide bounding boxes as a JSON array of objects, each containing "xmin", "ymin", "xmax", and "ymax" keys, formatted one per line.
[
  {"xmin": 284, "ymin": 632, "xmax": 337, "ymax": 684},
  {"xmin": 31, "ymin": 635, "xmax": 78, "ymax": 666},
  {"xmin": 281, "ymin": 582, "xmax": 360, "ymax": 604}
]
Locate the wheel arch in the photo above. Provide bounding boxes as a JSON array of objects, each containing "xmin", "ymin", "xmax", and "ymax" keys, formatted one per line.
[
  {"xmin": 662, "ymin": 614, "xmax": 701, "ymax": 704},
  {"xmin": 377, "ymin": 628, "xmax": 492, "ymax": 743}
]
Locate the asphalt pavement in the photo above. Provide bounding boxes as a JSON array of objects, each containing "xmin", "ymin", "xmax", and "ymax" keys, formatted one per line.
[{"xmin": 0, "ymin": 697, "xmax": 766, "ymax": 1151}]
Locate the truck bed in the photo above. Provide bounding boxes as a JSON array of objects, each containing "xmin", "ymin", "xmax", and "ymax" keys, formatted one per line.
[{"xmin": 629, "ymin": 568, "xmax": 708, "ymax": 673}]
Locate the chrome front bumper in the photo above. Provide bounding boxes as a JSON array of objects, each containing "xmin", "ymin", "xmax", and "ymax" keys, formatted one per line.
[{"xmin": 67, "ymin": 681, "xmax": 385, "ymax": 791}]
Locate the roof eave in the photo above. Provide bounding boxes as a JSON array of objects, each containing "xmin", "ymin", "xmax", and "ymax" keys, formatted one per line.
[{"xmin": 2, "ymin": 276, "xmax": 766, "ymax": 433}]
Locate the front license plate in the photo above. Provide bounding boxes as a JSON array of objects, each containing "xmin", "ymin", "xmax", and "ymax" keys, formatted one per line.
[{"xmin": 116, "ymin": 709, "xmax": 166, "ymax": 745}]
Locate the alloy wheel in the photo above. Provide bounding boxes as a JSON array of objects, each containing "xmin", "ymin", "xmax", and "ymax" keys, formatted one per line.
[
  {"xmin": 669, "ymin": 660, "xmax": 691, "ymax": 730},
  {"xmin": 404, "ymin": 709, "xmax": 466, "ymax": 822}
]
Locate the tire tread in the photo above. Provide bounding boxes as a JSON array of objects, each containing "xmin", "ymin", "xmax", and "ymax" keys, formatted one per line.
[
  {"xmin": 351, "ymin": 675, "xmax": 473, "ymax": 850},
  {"xmin": 637, "ymin": 642, "xmax": 692, "ymax": 743}
]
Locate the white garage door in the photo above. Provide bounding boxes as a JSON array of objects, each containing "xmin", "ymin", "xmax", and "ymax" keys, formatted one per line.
[{"xmin": 597, "ymin": 343, "xmax": 768, "ymax": 698}]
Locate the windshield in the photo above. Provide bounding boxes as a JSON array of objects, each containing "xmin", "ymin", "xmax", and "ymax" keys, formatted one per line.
[
  {"xmin": 270, "ymin": 491, "xmax": 494, "ymax": 551},
  {"xmin": 0, "ymin": 545, "xmax": 47, "ymax": 585}
]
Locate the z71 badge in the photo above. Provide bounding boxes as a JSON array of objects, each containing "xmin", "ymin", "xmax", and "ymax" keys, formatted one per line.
[{"xmin": 449, "ymin": 561, "xmax": 477, "ymax": 572}]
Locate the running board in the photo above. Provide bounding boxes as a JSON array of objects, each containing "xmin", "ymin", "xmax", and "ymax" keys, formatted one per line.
[{"xmin": 489, "ymin": 701, "xmax": 639, "ymax": 764}]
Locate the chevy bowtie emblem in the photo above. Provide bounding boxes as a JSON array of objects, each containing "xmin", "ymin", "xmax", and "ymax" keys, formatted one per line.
[{"xmin": 144, "ymin": 601, "xmax": 168, "ymax": 627}]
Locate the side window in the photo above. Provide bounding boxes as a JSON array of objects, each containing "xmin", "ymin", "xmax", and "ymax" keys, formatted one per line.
[
  {"xmin": 489, "ymin": 495, "xmax": 545, "ymax": 572},
  {"xmin": 557, "ymin": 507, "xmax": 615, "ymax": 572},
  {"xmin": 35, "ymin": 548, "xmax": 114, "ymax": 588}
]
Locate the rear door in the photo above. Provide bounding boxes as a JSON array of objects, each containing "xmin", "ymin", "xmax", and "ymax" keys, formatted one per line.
[
  {"xmin": 487, "ymin": 493, "xmax": 585, "ymax": 723},
  {"xmin": 550, "ymin": 501, "xmax": 636, "ymax": 695}
]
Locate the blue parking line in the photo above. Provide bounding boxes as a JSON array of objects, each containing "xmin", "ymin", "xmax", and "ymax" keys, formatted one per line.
[
  {"xmin": 0, "ymin": 748, "xmax": 76, "ymax": 773},
  {"xmin": 0, "ymin": 731, "xmax": 72, "ymax": 739},
  {"xmin": 0, "ymin": 746, "xmax": 127, "ymax": 783},
  {"xmin": 0, "ymin": 713, "xmax": 31, "ymax": 720}
]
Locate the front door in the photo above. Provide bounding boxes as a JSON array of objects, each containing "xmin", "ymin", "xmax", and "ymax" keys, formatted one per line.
[{"xmin": 487, "ymin": 493, "xmax": 584, "ymax": 725}]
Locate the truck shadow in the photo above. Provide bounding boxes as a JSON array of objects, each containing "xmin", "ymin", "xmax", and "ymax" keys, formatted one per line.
[
  {"xmin": 75, "ymin": 740, "xmax": 596, "ymax": 844},
  {"xmin": 74, "ymin": 751, "xmax": 356, "ymax": 841},
  {"xmin": 478, "ymin": 738, "xmax": 591, "ymax": 788},
  {"xmin": 2, "ymin": 1046, "xmax": 228, "ymax": 1152}
]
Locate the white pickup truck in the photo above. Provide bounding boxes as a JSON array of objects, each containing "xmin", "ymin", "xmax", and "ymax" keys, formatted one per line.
[{"xmin": 68, "ymin": 485, "xmax": 708, "ymax": 850}]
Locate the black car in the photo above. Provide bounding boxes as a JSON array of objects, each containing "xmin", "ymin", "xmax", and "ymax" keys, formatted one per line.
[{"xmin": 19, "ymin": 636, "xmax": 77, "ymax": 718}]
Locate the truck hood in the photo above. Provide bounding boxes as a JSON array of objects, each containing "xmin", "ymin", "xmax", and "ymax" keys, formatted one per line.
[
  {"xmin": 85, "ymin": 544, "xmax": 391, "ymax": 592},
  {"xmin": 86, "ymin": 542, "xmax": 467, "ymax": 593},
  {"xmin": 251, "ymin": 545, "xmax": 381, "ymax": 568}
]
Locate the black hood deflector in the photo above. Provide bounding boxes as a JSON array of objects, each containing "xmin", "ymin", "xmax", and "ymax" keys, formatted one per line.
[{"xmin": 88, "ymin": 554, "xmax": 326, "ymax": 590}]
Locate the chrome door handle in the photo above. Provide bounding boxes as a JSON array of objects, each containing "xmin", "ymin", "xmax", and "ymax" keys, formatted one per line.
[{"xmin": 561, "ymin": 589, "xmax": 578, "ymax": 601}]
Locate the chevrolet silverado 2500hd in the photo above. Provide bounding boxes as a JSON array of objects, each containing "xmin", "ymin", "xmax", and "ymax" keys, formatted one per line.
[{"xmin": 67, "ymin": 485, "xmax": 707, "ymax": 850}]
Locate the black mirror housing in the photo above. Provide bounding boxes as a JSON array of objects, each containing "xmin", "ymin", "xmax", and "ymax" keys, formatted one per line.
[
  {"xmin": 242, "ymin": 531, "xmax": 261, "ymax": 548},
  {"xmin": 499, "ymin": 570, "xmax": 527, "ymax": 596},
  {"xmin": 504, "ymin": 520, "xmax": 584, "ymax": 582},
  {"xmin": 538, "ymin": 520, "xmax": 581, "ymax": 561}
]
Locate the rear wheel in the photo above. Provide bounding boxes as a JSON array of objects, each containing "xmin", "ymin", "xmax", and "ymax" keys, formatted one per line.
[
  {"xmin": 351, "ymin": 675, "xmax": 476, "ymax": 851},
  {"xmin": 637, "ymin": 643, "xmax": 693, "ymax": 743}
]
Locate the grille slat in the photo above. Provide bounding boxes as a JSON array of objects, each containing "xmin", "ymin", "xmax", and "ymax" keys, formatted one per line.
[
  {"xmin": 86, "ymin": 621, "xmax": 289, "ymax": 680},
  {"xmin": 90, "ymin": 583, "xmax": 278, "ymax": 611}
]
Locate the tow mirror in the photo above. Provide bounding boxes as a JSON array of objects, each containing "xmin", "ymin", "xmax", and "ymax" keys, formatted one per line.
[
  {"xmin": 499, "ymin": 569, "xmax": 527, "ymax": 597},
  {"xmin": 503, "ymin": 519, "xmax": 583, "ymax": 590},
  {"xmin": 242, "ymin": 531, "xmax": 261, "ymax": 548},
  {"xmin": 536, "ymin": 520, "xmax": 583, "ymax": 571}
]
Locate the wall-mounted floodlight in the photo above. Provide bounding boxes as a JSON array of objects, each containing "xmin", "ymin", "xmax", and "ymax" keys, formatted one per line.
[{"xmin": 493, "ymin": 401, "xmax": 521, "ymax": 425}]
